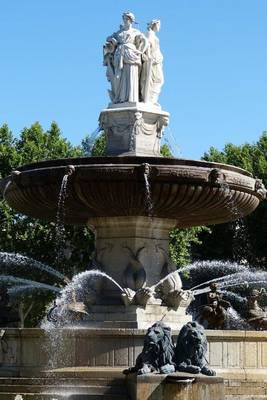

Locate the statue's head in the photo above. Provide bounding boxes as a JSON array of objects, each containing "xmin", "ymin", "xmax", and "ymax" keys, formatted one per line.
[
  {"xmin": 148, "ymin": 19, "xmax": 161, "ymax": 32},
  {"xmin": 142, "ymin": 321, "xmax": 174, "ymax": 366},
  {"xmin": 251, "ymin": 288, "xmax": 261, "ymax": 298},
  {"xmin": 175, "ymin": 321, "xmax": 208, "ymax": 362},
  {"xmin": 210, "ymin": 282, "xmax": 218, "ymax": 292},
  {"xmin": 122, "ymin": 12, "xmax": 135, "ymax": 27}
]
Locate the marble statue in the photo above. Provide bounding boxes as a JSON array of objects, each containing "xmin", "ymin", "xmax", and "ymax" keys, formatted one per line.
[
  {"xmin": 141, "ymin": 19, "xmax": 164, "ymax": 104},
  {"xmin": 101, "ymin": 13, "xmax": 169, "ymax": 156},
  {"xmin": 103, "ymin": 13, "xmax": 165, "ymax": 105},
  {"xmin": 103, "ymin": 12, "xmax": 148, "ymax": 103}
]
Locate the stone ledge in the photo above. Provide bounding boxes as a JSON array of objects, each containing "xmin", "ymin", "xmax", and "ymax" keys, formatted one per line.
[
  {"xmin": 216, "ymin": 369, "xmax": 267, "ymax": 381},
  {"xmin": 126, "ymin": 372, "xmax": 224, "ymax": 400}
]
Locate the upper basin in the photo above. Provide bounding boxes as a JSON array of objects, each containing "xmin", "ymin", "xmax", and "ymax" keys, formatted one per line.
[{"xmin": 0, "ymin": 156, "xmax": 265, "ymax": 228}]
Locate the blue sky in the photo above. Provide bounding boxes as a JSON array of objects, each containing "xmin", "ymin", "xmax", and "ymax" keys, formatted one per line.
[{"xmin": 1, "ymin": 0, "xmax": 267, "ymax": 159}]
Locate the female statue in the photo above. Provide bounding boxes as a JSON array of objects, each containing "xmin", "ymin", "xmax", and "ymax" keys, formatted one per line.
[
  {"xmin": 141, "ymin": 20, "xmax": 164, "ymax": 104},
  {"xmin": 103, "ymin": 12, "xmax": 148, "ymax": 104}
]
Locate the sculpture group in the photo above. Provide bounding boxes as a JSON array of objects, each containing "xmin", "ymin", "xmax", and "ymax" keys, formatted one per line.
[
  {"xmin": 124, "ymin": 321, "xmax": 216, "ymax": 376},
  {"xmin": 104, "ymin": 12, "xmax": 164, "ymax": 105}
]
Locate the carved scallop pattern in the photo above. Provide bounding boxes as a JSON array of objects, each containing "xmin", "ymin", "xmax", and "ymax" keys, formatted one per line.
[{"xmin": 1, "ymin": 157, "xmax": 262, "ymax": 227}]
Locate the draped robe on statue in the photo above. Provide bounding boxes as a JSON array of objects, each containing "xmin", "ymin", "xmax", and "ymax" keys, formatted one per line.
[
  {"xmin": 104, "ymin": 28, "xmax": 147, "ymax": 103},
  {"xmin": 141, "ymin": 29, "xmax": 164, "ymax": 104}
]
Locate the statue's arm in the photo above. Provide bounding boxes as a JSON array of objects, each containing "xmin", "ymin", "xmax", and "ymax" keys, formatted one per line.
[
  {"xmin": 103, "ymin": 33, "xmax": 117, "ymax": 58},
  {"xmin": 103, "ymin": 34, "xmax": 117, "ymax": 67},
  {"xmin": 136, "ymin": 32, "xmax": 149, "ymax": 54},
  {"xmin": 106, "ymin": 32, "xmax": 118, "ymax": 47}
]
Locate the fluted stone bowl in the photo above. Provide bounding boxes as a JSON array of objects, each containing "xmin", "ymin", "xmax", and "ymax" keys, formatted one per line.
[{"xmin": 0, "ymin": 156, "xmax": 265, "ymax": 227}]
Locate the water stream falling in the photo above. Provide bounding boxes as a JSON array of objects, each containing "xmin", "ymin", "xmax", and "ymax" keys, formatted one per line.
[
  {"xmin": 56, "ymin": 174, "xmax": 69, "ymax": 228},
  {"xmin": 55, "ymin": 170, "xmax": 73, "ymax": 266},
  {"xmin": 0, "ymin": 275, "xmax": 61, "ymax": 293},
  {"xmin": 40, "ymin": 269, "xmax": 126, "ymax": 368},
  {"xmin": 143, "ymin": 163, "xmax": 153, "ymax": 216},
  {"xmin": 0, "ymin": 252, "xmax": 67, "ymax": 283}
]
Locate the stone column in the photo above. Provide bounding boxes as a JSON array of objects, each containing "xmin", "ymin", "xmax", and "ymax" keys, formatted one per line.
[{"xmin": 87, "ymin": 216, "xmax": 177, "ymax": 288}]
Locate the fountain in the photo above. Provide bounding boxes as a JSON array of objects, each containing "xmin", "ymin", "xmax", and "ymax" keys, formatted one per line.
[{"xmin": 0, "ymin": 11, "xmax": 266, "ymax": 400}]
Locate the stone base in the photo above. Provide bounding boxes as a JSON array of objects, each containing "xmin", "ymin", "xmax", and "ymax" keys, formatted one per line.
[
  {"xmin": 79, "ymin": 304, "xmax": 191, "ymax": 330},
  {"xmin": 1, "ymin": 329, "xmax": 267, "ymax": 399},
  {"xmin": 88, "ymin": 216, "xmax": 178, "ymax": 289},
  {"xmin": 126, "ymin": 372, "xmax": 225, "ymax": 400},
  {"xmin": 99, "ymin": 102, "xmax": 169, "ymax": 156}
]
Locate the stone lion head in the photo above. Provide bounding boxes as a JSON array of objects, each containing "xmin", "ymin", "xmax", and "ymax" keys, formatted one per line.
[
  {"xmin": 175, "ymin": 321, "xmax": 207, "ymax": 367},
  {"xmin": 138, "ymin": 321, "xmax": 174, "ymax": 371}
]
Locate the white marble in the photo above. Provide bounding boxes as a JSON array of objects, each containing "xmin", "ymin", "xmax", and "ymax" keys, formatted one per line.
[
  {"xmin": 103, "ymin": 12, "xmax": 148, "ymax": 104},
  {"xmin": 103, "ymin": 13, "xmax": 164, "ymax": 106},
  {"xmin": 141, "ymin": 20, "xmax": 164, "ymax": 104}
]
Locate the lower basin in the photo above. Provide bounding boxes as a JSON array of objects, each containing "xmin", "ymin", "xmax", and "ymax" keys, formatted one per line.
[{"xmin": 0, "ymin": 156, "xmax": 263, "ymax": 227}]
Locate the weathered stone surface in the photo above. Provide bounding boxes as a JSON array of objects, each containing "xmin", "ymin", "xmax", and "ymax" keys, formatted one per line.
[
  {"xmin": 2, "ymin": 329, "xmax": 267, "ymax": 398},
  {"xmin": 1, "ymin": 156, "xmax": 262, "ymax": 227},
  {"xmin": 89, "ymin": 216, "xmax": 176, "ymax": 288},
  {"xmin": 99, "ymin": 104, "xmax": 169, "ymax": 156},
  {"xmin": 1, "ymin": 329, "xmax": 267, "ymax": 377},
  {"xmin": 126, "ymin": 372, "xmax": 224, "ymax": 400},
  {"xmin": 79, "ymin": 304, "xmax": 191, "ymax": 330}
]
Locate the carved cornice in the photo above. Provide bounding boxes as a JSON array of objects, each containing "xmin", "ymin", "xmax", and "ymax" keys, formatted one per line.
[{"xmin": 1, "ymin": 157, "xmax": 263, "ymax": 227}]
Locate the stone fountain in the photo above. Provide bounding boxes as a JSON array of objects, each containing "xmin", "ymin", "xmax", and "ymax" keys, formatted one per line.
[{"xmin": 0, "ymin": 12, "xmax": 266, "ymax": 400}]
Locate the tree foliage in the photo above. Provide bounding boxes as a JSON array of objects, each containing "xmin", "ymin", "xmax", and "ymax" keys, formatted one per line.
[
  {"xmin": 0, "ymin": 122, "xmax": 95, "ymax": 325},
  {"xmin": 169, "ymin": 226, "xmax": 209, "ymax": 266},
  {"xmin": 194, "ymin": 132, "xmax": 267, "ymax": 268}
]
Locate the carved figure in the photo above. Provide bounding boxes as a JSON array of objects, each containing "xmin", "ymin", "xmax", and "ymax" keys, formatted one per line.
[
  {"xmin": 124, "ymin": 321, "xmax": 175, "ymax": 375},
  {"xmin": 255, "ymin": 179, "xmax": 267, "ymax": 200},
  {"xmin": 123, "ymin": 245, "xmax": 146, "ymax": 291},
  {"xmin": 209, "ymin": 168, "xmax": 226, "ymax": 184},
  {"xmin": 141, "ymin": 20, "xmax": 164, "ymax": 104},
  {"xmin": 121, "ymin": 287, "xmax": 153, "ymax": 307},
  {"xmin": 247, "ymin": 288, "xmax": 267, "ymax": 330},
  {"xmin": 174, "ymin": 321, "xmax": 216, "ymax": 376},
  {"xmin": 103, "ymin": 12, "xmax": 148, "ymax": 103},
  {"xmin": 199, "ymin": 283, "xmax": 231, "ymax": 329},
  {"xmin": 47, "ymin": 291, "xmax": 88, "ymax": 326},
  {"xmin": 154, "ymin": 270, "xmax": 194, "ymax": 309}
]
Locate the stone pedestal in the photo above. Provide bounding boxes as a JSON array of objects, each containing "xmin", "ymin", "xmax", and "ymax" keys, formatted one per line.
[
  {"xmin": 126, "ymin": 372, "xmax": 225, "ymax": 400},
  {"xmin": 99, "ymin": 102, "xmax": 169, "ymax": 157},
  {"xmin": 88, "ymin": 216, "xmax": 177, "ymax": 288},
  {"xmin": 85, "ymin": 216, "xmax": 192, "ymax": 329},
  {"xmin": 80, "ymin": 304, "xmax": 191, "ymax": 330}
]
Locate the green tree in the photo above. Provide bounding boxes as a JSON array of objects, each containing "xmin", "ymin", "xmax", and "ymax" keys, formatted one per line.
[
  {"xmin": 160, "ymin": 143, "xmax": 173, "ymax": 158},
  {"xmin": 194, "ymin": 131, "xmax": 267, "ymax": 268},
  {"xmin": 0, "ymin": 122, "xmax": 95, "ymax": 325},
  {"xmin": 169, "ymin": 226, "xmax": 209, "ymax": 266}
]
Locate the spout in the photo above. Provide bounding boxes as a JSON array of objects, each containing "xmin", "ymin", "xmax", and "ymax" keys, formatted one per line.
[
  {"xmin": 65, "ymin": 165, "xmax": 75, "ymax": 176},
  {"xmin": 11, "ymin": 170, "xmax": 21, "ymax": 183},
  {"xmin": 141, "ymin": 163, "xmax": 150, "ymax": 176}
]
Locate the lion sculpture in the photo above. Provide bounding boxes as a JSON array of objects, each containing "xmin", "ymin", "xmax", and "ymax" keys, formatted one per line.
[
  {"xmin": 124, "ymin": 321, "xmax": 175, "ymax": 375},
  {"xmin": 174, "ymin": 321, "xmax": 216, "ymax": 376}
]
